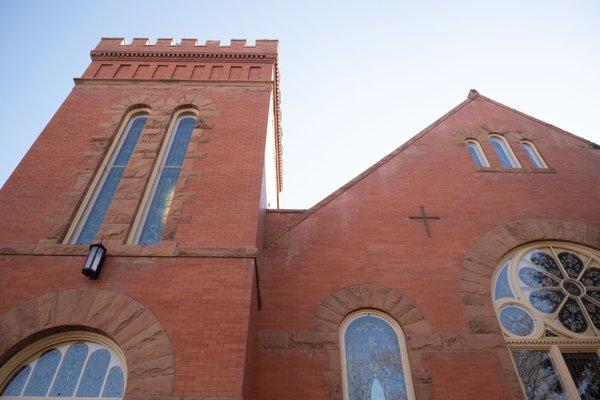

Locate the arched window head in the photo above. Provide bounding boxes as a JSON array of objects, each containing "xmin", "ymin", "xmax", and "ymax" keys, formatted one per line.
[
  {"xmin": 465, "ymin": 139, "xmax": 490, "ymax": 167},
  {"xmin": 66, "ymin": 110, "xmax": 149, "ymax": 244},
  {"xmin": 131, "ymin": 110, "xmax": 198, "ymax": 245},
  {"xmin": 0, "ymin": 332, "xmax": 126, "ymax": 398},
  {"xmin": 521, "ymin": 140, "xmax": 547, "ymax": 169},
  {"xmin": 492, "ymin": 242, "xmax": 600, "ymax": 400},
  {"xmin": 489, "ymin": 134, "xmax": 521, "ymax": 168},
  {"xmin": 341, "ymin": 310, "xmax": 415, "ymax": 400}
]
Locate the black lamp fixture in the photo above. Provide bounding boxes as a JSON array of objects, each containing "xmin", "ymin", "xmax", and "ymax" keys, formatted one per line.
[{"xmin": 81, "ymin": 243, "xmax": 107, "ymax": 279}]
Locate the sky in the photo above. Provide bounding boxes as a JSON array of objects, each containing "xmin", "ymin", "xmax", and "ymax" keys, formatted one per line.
[{"xmin": 0, "ymin": 0, "xmax": 599, "ymax": 209}]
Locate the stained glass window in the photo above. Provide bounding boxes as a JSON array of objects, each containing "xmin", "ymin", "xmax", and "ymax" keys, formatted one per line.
[
  {"xmin": 512, "ymin": 350, "xmax": 568, "ymax": 400},
  {"xmin": 489, "ymin": 135, "xmax": 519, "ymax": 168},
  {"xmin": 521, "ymin": 141, "xmax": 546, "ymax": 169},
  {"xmin": 499, "ymin": 305, "xmax": 535, "ymax": 336},
  {"xmin": 465, "ymin": 140, "xmax": 489, "ymax": 167},
  {"xmin": 494, "ymin": 245, "xmax": 600, "ymax": 338},
  {"xmin": 493, "ymin": 243, "xmax": 600, "ymax": 400},
  {"xmin": 343, "ymin": 313, "xmax": 413, "ymax": 400},
  {"xmin": 73, "ymin": 113, "xmax": 148, "ymax": 244},
  {"xmin": 136, "ymin": 114, "xmax": 196, "ymax": 245},
  {"xmin": 1, "ymin": 340, "xmax": 125, "ymax": 398},
  {"xmin": 563, "ymin": 352, "xmax": 600, "ymax": 400},
  {"xmin": 494, "ymin": 261, "xmax": 514, "ymax": 300}
]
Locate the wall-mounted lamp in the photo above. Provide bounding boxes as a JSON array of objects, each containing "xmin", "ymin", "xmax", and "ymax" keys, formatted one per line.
[{"xmin": 81, "ymin": 243, "xmax": 107, "ymax": 279}]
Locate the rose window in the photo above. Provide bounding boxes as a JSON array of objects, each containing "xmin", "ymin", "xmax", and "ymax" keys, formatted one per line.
[{"xmin": 493, "ymin": 243, "xmax": 600, "ymax": 338}]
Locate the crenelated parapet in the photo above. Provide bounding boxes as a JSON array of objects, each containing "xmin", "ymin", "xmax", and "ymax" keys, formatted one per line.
[
  {"xmin": 92, "ymin": 37, "xmax": 278, "ymax": 61},
  {"xmin": 77, "ymin": 36, "xmax": 283, "ymax": 192},
  {"xmin": 81, "ymin": 37, "xmax": 279, "ymax": 82}
]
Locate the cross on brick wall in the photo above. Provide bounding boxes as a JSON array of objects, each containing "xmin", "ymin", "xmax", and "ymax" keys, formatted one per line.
[{"xmin": 409, "ymin": 205, "xmax": 440, "ymax": 237}]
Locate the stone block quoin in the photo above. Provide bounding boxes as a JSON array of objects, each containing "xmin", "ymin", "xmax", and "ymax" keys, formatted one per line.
[{"xmin": 0, "ymin": 288, "xmax": 174, "ymax": 397}]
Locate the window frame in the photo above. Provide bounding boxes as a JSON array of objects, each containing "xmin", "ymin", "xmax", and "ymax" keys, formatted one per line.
[
  {"xmin": 339, "ymin": 309, "xmax": 416, "ymax": 400},
  {"xmin": 64, "ymin": 109, "xmax": 150, "ymax": 244},
  {"xmin": 128, "ymin": 108, "xmax": 199, "ymax": 245},
  {"xmin": 521, "ymin": 140, "xmax": 548, "ymax": 169},
  {"xmin": 0, "ymin": 331, "xmax": 126, "ymax": 399},
  {"xmin": 492, "ymin": 242, "xmax": 600, "ymax": 400},
  {"xmin": 465, "ymin": 139, "xmax": 491, "ymax": 167},
  {"xmin": 508, "ymin": 344, "xmax": 600, "ymax": 400},
  {"xmin": 488, "ymin": 134, "xmax": 522, "ymax": 168}
]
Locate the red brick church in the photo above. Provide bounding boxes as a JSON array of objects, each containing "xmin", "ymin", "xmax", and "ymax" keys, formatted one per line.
[{"xmin": 0, "ymin": 38, "xmax": 599, "ymax": 400}]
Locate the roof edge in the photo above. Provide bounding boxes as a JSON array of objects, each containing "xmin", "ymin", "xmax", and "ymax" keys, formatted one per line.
[
  {"xmin": 471, "ymin": 91, "xmax": 600, "ymax": 149},
  {"xmin": 264, "ymin": 92, "xmax": 476, "ymax": 247},
  {"xmin": 265, "ymin": 89, "xmax": 599, "ymax": 247}
]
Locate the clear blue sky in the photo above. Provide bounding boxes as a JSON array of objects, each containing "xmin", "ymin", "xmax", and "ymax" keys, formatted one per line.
[{"xmin": 1, "ymin": 0, "xmax": 599, "ymax": 208}]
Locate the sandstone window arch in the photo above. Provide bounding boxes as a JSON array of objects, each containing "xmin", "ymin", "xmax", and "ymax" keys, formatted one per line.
[
  {"xmin": 0, "ymin": 332, "xmax": 125, "ymax": 398},
  {"xmin": 65, "ymin": 109, "xmax": 150, "ymax": 244},
  {"xmin": 340, "ymin": 309, "xmax": 416, "ymax": 400},
  {"xmin": 492, "ymin": 241, "xmax": 600, "ymax": 400}
]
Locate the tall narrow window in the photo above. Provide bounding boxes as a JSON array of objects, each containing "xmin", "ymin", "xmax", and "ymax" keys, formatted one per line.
[
  {"xmin": 70, "ymin": 112, "xmax": 148, "ymax": 244},
  {"xmin": 521, "ymin": 141, "xmax": 547, "ymax": 169},
  {"xmin": 134, "ymin": 112, "xmax": 197, "ymax": 245},
  {"xmin": 489, "ymin": 135, "xmax": 521, "ymax": 168},
  {"xmin": 465, "ymin": 139, "xmax": 490, "ymax": 167},
  {"xmin": 341, "ymin": 311, "xmax": 415, "ymax": 400}
]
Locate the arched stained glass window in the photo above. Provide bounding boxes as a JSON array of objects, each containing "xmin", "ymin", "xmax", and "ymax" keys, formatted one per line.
[
  {"xmin": 521, "ymin": 141, "xmax": 547, "ymax": 169},
  {"xmin": 69, "ymin": 111, "xmax": 148, "ymax": 244},
  {"xmin": 465, "ymin": 139, "xmax": 490, "ymax": 167},
  {"xmin": 341, "ymin": 311, "xmax": 415, "ymax": 400},
  {"xmin": 133, "ymin": 112, "xmax": 197, "ymax": 245},
  {"xmin": 492, "ymin": 242, "xmax": 600, "ymax": 400},
  {"xmin": 489, "ymin": 135, "xmax": 521, "ymax": 168},
  {"xmin": 1, "ymin": 335, "xmax": 125, "ymax": 399}
]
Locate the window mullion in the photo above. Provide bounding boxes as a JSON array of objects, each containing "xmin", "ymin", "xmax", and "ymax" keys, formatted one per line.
[
  {"xmin": 549, "ymin": 246, "xmax": 571, "ymax": 280},
  {"xmin": 45, "ymin": 347, "xmax": 65, "ymax": 397},
  {"xmin": 550, "ymin": 346, "xmax": 581, "ymax": 400},
  {"xmin": 72, "ymin": 348, "xmax": 92, "ymax": 397},
  {"xmin": 578, "ymin": 256, "xmax": 593, "ymax": 281},
  {"xmin": 19, "ymin": 359, "xmax": 36, "ymax": 396}
]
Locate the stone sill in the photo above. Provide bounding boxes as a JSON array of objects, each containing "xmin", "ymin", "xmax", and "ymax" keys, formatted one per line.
[
  {"xmin": 476, "ymin": 166, "xmax": 557, "ymax": 174},
  {"xmin": 0, "ymin": 239, "xmax": 258, "ymax": 258}
]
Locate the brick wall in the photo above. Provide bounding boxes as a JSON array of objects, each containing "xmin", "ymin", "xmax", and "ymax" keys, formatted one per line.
[
  {"xmin": 1, "ymin": 36, "xmax": 599, "ymax": 400},
  {"xmin": 256, "ymin": 93, "xmax": 600, "ymax": 399},
  {"xmin": 0, "ymin": 38, "xmax": 280, "ymax": 399}
]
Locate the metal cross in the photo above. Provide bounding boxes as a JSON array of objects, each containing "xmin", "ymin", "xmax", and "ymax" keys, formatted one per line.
[{"xmin": 409, "ymin": 205, "xmax": 440, "ymax": 238}]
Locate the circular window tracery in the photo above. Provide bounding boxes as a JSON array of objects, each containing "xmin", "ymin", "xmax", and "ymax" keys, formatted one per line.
[
  {"xmin": 493, "ymin": 242, "xmax": 600, "ymax": 338},
  {"xmin": 0, "ymin": 333, "xmax": 125, "ymax": 399}
]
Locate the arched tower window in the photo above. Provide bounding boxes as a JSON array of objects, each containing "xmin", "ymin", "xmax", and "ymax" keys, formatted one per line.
[
  {"xmin": 67, "ymin": 110, "xmax": 149, "ymax": 244},
  {"xmin": 0, "ymin": 332, "xmax": 125, "ymax": 398},
  {"xmin": 492, "ymin": 242, "xmax": 600, "ymax": 400},
  {"xmin": 489, "ymin": 134, "xmax": 521, "ymax": 168},
  {"xmin": 341, "ymin": 310, "xmax": 415, "ymax": 400},
  {"xmin": 521, "ymin": 140, "xmax": 547, "ymax": 169},
  {"xmin": 131, "ymin": 110, "xmax": 197, "ymax": 245},
  {"xmin": 465, "ymin": 139, "xmax": 490, "ymax": 167}
]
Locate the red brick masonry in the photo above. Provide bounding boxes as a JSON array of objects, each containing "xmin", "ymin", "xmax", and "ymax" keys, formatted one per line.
[{"xmin": 1, "ymin": 38, "xmax": 599, "ymax": 399}]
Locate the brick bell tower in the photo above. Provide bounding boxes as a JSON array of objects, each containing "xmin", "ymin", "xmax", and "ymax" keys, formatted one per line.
[{"xmin": 0, "ymin": 38, "xmax": 281, "ymax": 398}]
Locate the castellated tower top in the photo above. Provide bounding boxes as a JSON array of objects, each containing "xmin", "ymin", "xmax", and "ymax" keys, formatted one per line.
[
  {"xmin": 92, "ymin": 37, "xmax": 279, "ymax": 59},
  {"xmin": 81, "ymin": 37, "xmax": 283, "ymax": 192}
]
